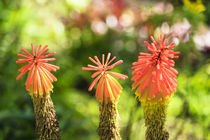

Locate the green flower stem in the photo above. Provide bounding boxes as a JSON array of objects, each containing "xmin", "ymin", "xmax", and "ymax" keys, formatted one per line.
[
  {"xmin": 33, "ymin": 94, "xmax": 60, "ymax": 140},
  {"xmin": 98, "ymin": 100, "xmax": 121, "ymax": 140},
  {"xmin": 141, "ymin": 97, "xmax": 170, "ymax": 140}
]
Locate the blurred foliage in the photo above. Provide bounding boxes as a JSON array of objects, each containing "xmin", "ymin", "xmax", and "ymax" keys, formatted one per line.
[{"xmin": 0, "ymin": 0, "xmax": 210, "ymax": 140}]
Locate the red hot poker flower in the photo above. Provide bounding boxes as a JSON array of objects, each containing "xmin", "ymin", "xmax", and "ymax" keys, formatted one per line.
[
  {"xmin": 16, "ymin": 44, "xmax": 59, "ymax": 96},
  {"xmin": 131, "ymin": 35, "xmax": 180, "ymax": 100},
  {"xmin": 82, "ymin": 53, "xmax": 128, "ymax": 103}
]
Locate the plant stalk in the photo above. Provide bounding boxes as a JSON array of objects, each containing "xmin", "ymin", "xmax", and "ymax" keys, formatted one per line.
[
  {"xmin": 98, "ymin": 101, "xmax": 121, "ymax": 140},
  {"xmin": 32, "ymin": 94, "xmax": 60, "ymax": 140},
  {"xmin": 141, "ymin": 97, "xmax": 170, "ymax": 140}
]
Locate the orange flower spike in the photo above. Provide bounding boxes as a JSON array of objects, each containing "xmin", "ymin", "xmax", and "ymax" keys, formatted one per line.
[
  {"xmin": 82, "ymin": 53, "xmax": 128, "ymax": 103},
  {"xmin": 16, "ymin": 44, "xmax": 59, "ymax": 96},
  {"xmin": 131, "ymin": 34, "xmax": 180, "ymax": 100}
]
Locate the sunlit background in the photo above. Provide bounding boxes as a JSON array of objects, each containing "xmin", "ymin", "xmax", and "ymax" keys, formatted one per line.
[{"xmin": 0, "ymin": 0, "xmax": 210, "ymax": 139}]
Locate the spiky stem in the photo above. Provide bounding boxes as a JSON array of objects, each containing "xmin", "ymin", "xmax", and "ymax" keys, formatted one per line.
[
  {"xmin": 141, "ymin": 97, "xmax": 170, "ymax": 140},
  {"xmin": 98, "ymin": 101, "xmax": 121, "ymax": 140},
  {"xmin": 32, "ymin": 94, "xmax": 60, "ymax": 140}
]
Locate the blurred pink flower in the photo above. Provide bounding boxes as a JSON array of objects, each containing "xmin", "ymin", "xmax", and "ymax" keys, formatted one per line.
[
  {"xmin": 194, "ymin": 30, "xmax": 210, "ymax": 51},
  {"xmin": 170, "ymin": 18, "xmax": 191, "ymax": 42}
]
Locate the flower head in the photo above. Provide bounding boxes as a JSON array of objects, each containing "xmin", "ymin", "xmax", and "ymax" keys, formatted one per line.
[
  {"xmin": 82, "ymin": 53, "xmax": 128, "ymax": 103},
  {"xmin": 16, "ymin": 44, "xmax": 59, "ymax": 97},
  {"xmin": 131, "ymin": 34, "xmax": 180, "ymax": 101}
]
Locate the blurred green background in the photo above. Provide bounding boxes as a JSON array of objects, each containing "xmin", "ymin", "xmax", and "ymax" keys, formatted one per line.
[{"xmin": 0, "ymin": 0, "xmax": 210, "ymax": 140}]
